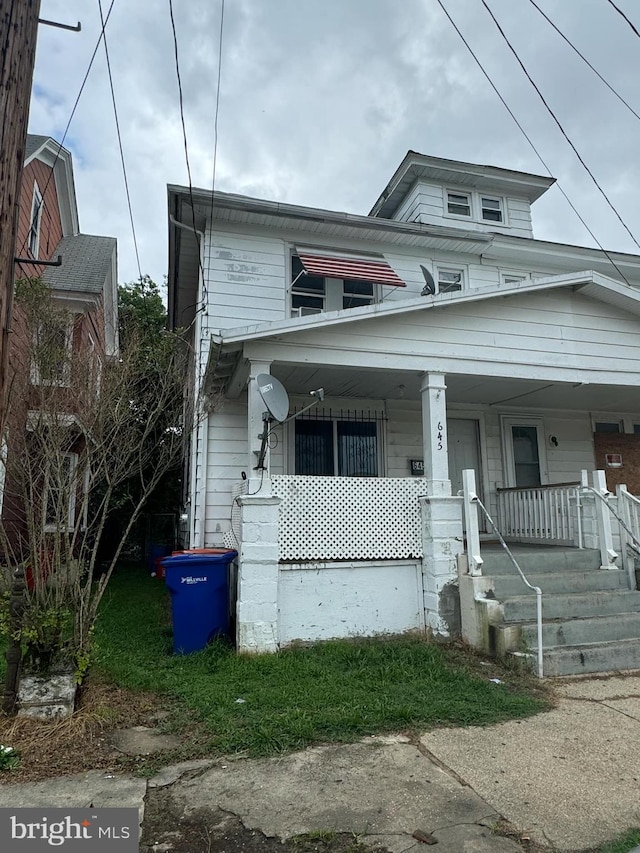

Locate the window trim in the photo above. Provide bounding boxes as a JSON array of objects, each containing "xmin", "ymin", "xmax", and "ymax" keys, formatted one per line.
[
  {"xmin": 500, "ymin": 270, "xmax": 529, "ymax": 285},
  {"xmin": 435, "ymin": 265, "xmax": 466, "ymax": 294},
  {"xmin": 289, "ymin": 251, "xmax": 381, "ymax": 315},
  {"xmin": 480, "ymin": 195, "xmax": 504, "ymax": 223},
  {"xmin": 43, "ymin": 451, "xmax": 79, "ymax": 533},
  {"xmin": 445, "ymin": 189, "xmax": 472, "ymax": 219},
  {"xmin": 287, "ymin": 413, "xmax": 386, "ymax": 477},
  {"xmin": 442, "ymin": 188, "xmax": 508, "ymax": 226},
  {"xmin": 28, "ymin": 183, "xmax": 44, "ymax": 259},
  {"xmin": 30, "ymin": 316, "xmax": 74, "ymax": 387}
]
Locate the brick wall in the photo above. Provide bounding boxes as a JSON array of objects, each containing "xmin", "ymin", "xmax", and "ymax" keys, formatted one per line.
[{"xmin": 593, "ymin": 433, "xmax": 640, "ymax": 494}]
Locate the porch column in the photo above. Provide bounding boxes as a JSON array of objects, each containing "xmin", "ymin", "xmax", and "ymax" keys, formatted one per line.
[
  {"xmin": 247, "ymin": 359, "xmax": 273, "ymax": 486},
  {"xmin": 420, "ymin": 372, "xmax": 451, "ymax": 497},
  {"xmin": 236, "ymin": 493, "xmax": 281, "ymax": 653}
]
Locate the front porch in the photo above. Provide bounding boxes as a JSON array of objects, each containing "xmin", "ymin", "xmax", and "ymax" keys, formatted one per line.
[{"xmin": 233, "ymin": 468, "xmax": 640, "ymax": 675}]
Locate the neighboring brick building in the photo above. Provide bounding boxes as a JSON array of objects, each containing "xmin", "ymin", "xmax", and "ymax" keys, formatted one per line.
[{"xmin": 1, "ymin": 135, "xmax": 118, "ymax": 554}]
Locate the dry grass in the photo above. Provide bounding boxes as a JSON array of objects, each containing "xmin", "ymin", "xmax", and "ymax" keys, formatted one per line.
[{"xmin": 0, "ymin": 677, "xmax": 167, "ymax": 783}]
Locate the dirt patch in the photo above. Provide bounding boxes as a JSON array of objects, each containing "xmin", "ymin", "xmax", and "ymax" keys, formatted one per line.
[
  {"xmin": 0, "ymin": 676, "xmax": 194, "ymax": 784},
  {"xmin": 141, "ymin": 787, "xmax": 385, "ymax": 853}
]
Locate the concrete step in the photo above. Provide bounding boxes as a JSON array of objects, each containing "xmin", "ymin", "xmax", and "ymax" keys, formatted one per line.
[
  {"xmin": 532, "ymin": 639, "xmax": 640, "ymax": 677},
  {"xmin": 490, "ymin": 569, "xmax": 629, "ymax": 599},
  {"xmin": 520, "ymin": 612, "xmax": 640, "ymax": 647},
  {"xmin": 481, "ymin": 547, "xmax": 601, "ymax": 576},
  {"xmin": 501, "ymin": 589, "xmax": 640, "ymax": 622}
]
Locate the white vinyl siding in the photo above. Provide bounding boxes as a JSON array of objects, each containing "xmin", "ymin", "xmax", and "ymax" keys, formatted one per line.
[
  {"xmin": 389, "ymin": 180, "xmax": 534, "ymax": 237},
  {"xmin": 204, "ymin": 232, "xmax": 286, "ymax": 329},
  {"xmin": 245, "ymin": 289, "xmax": 640, "ymax": 385}
]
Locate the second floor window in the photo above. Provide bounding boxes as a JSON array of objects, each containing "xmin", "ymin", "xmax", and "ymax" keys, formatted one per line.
[
  {"xmin": 291, "ymin": 255, "xmax": 380, "ymax": 316},
  {"xmin": 437, "ymin": 268, "xmax": 464, "ymax": 294},
  {"xmin": 31, "ymin": 317, "xmax": 73, "ymax": 387},
  {"xmin": 29, "ymin": 184, "xmax": 44, "ymax": 258}
]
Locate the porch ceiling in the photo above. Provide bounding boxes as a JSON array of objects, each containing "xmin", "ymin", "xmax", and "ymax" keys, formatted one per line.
[{"xmin": 271, "ymin": 362, "xmax": 640, "ymax": 412}]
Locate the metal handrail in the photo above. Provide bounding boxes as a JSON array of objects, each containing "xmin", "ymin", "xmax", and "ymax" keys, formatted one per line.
[
  {"xmin": 582, "ymin": 486, "xmax": 640, "ymax": 556},
  {"xmin": 473, "ymin": 495, "xmax": 544, "ymax": 679}
]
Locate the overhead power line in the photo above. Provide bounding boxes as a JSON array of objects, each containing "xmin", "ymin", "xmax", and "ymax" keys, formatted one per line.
[
  {"xmin": 479, "ymin": 0, "xmax": 640, "ymax": 253},
  {"xmin": 606, "ymin": 0, "xmax": 640, "ymax": 38},
  {"xmin": 97, "ymin": 0, "xmax": 143, "ymax": 284},
  {"xmin": 209, "ymin": 0, "xmax": 225, "ymax": 226},
  {"xmin": 167, "ymin": 0, "xmax": 207, "ymax": 309},
  {"xmin": 527, "ymin": 0, "xmax": 640, "ymax": 123},
  {"xmin": 433, "ymin": 0, "xmax": 632, "ymax": 286},
  {"xmin": 19, "ymin": 0, "xmax": 118, "ymax": 259}
]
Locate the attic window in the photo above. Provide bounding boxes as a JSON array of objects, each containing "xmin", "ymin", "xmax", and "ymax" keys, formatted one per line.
[
  {"xmin": 446, "ymin": 192, "xmax": 471, "ymax": 217},
  {"xmin": 481, "ymin": 197, "xmax": 503, "ymax": 222}
]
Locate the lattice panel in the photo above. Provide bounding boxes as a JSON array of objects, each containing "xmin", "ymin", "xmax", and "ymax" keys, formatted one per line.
[{"xmin": 272, "ymin": 476, "xmax": 425, "ymax": 561}]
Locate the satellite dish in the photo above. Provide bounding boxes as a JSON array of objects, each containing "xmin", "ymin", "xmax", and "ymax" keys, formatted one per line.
[
  {"xmin": 256, "ymin": 374, "xmax": 290, "ymax": 422},
  {"xmin": 420, "ymin": 265, "xmax": 436, "ymax": 296}
]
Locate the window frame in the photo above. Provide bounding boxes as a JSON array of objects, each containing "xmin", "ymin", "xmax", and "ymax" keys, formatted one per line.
[
  {"xmin": 30, "ymin": 316, "xmax": 74, "ymax": 387},
  {"xmin": 480, "ymin": 195, "xmax": 504, "ymax": 223},
  {"xmin": 443, "ymin": 188, "xmax": 508, "ymax": 226},
  {"xmin": 500, "ymin": 270, "xmax": 529, "ymax": 285},
  {"xmin": 289, "ymin": 252, "xmax": 380, "ymax": 316},
  {"xmin": 435, "ymin": 265, "xmax": 466, "ymax": 294},
  {"xmin": 289, "ymin": 416, "xmax": 385, "ymax": 477},
  {"xmin": 445, "ymin": 190, "xmax": 472, "ymax": 218},
  {"xmin": 28, "ymin": 183, "xmax": 44, "ymax": 259},
  {"xmin": 43, "ymin": 451, "xmax": 79, "ymax": 533}
]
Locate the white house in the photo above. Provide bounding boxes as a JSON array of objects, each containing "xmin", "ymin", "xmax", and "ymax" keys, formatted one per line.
[{"xmin": 167, "ymin": 151, "xmax": 640, "ymax": 675}]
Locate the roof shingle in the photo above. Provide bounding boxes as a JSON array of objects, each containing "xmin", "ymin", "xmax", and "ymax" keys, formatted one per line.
[{"xmin": 42, "ymin": 234, "xmax": 116, "ymax": 294}]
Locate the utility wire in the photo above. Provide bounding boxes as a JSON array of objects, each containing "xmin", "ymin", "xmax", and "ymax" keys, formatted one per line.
[
  {"xmin": 479, "ymin": 0, "xmax": 640, "ymax": 252},
  {"xmin": 606, "ymin": 0, "xmax": 640, "ymax": 38},
  {"xmin": 434, "ymin": 0, "xmax": 632, "ymax": 286},
  {"xmin": 19, "ymin": 1, "xmax": 118, "ymax": 259},
  {"xmin": 208, "ymin": 0, "xmax": 225, "ymax": 248},
  {"xmin": 527, "ymin": 0, "xmax": 640, "ymax": 123},
  {"xmin": 167, "ymin": 0, "xmax": 206, "ymax": 309},
  {"xmin": 97, "ymin": 0, "xmax": 144, "ymax": 285}
]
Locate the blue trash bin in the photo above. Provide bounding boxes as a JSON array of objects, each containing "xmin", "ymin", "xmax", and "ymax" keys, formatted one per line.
[{"xmin": 162, "ymin": 549, "xmax": 237, "ymax": 654}]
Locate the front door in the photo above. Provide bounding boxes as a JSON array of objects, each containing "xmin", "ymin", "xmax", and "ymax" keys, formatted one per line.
[
  {"xmin": 502, "ymin": 417, "xmax": 548, "ymax": 488},
  {"xmin": 448, "ymin": 418, "xmax": 484, "ymax": 530}
]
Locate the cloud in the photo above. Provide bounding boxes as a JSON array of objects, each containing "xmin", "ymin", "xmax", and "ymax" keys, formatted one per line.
[{"xmin": 31, "ymin": 0, "xmax": 640, "ymax": 286}]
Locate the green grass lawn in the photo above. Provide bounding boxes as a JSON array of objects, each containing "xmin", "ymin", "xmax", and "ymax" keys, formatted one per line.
[
  {"xmin": 598, "ymin": 829, "xmax": 640, "ymax": 853},
  {"xmin": 92, "ymin": 567, "xmax": 549, "ymax": 757}
]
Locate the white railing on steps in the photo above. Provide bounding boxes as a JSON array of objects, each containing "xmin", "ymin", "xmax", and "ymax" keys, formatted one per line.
[{"xmin": 462, "ymin": 469, "xmax": 544, "ymax": 679}]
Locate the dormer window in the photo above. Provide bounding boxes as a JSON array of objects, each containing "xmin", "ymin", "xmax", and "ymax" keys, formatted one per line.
[
  {"xmin": 29, "ymin": 184, "xmax": 44, "ymax": 258},
  {"xmin": 481, "ymin": 196, "xmax": 503, "ymax": 223},
  {"xmin": 447, "ymin": 192, "xmax": 471, "ymax": 217}
]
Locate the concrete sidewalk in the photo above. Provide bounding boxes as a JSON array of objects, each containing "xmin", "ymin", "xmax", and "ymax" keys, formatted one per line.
[
  {"xmin": 424, "ymin": 674, "xmax": 640, "ymax": 851},
  {"xmin": 0, "ymin": 674, "xmax": 639, "ymax": 852}
]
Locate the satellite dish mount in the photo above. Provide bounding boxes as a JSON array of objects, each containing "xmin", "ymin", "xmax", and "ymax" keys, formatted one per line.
[{"xmin": 254, "ymin": 374, "xmax": 324, "ymax": 470}]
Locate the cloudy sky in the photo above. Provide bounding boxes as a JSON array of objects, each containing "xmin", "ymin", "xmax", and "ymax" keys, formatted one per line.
[{"xmin": 30, "ymin": 0, "xmax": 640, "ymax": 289}]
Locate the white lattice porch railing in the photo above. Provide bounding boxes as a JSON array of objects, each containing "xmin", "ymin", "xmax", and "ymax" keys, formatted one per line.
[
  {"xmin": 496, "ymin": 482, "xmax": 581, "ymax": 546},
  {"xmin": 272, "ymin": 475, "xmax": 425, "ymax": 561}
]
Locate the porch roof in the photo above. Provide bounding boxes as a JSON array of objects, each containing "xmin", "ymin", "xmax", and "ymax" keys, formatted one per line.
[{"xmin": 213, "ymin": 269, "xmax": 640, "ymax": 346}]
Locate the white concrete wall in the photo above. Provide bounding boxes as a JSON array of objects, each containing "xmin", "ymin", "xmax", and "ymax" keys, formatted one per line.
[{"xmin": 278, "ymin": 561, "xmax": 424, "ymax": 644}]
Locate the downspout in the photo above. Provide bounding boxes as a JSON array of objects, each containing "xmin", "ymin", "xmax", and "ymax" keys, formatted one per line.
[{"xmin": 170, "ymin": 214, "xmax": 207, "ymax": 548}]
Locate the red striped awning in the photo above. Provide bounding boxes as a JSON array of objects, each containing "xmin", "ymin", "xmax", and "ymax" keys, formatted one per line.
[{"xmin": 297, "ymin": 253, "xmax": 406, "ymax": 287}]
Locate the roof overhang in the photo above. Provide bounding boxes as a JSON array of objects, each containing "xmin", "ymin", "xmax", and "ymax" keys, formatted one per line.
[
  {"xmin": 25, "ymin": 137, "xmax": 79, "ymax": 237},
  {"xmin": 166, "ymin": 183, "xmax": 494, "ymax": 331},
  {"xmin": 370, "ymin": 151, "xmax": 556, "ymax": 219}
]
